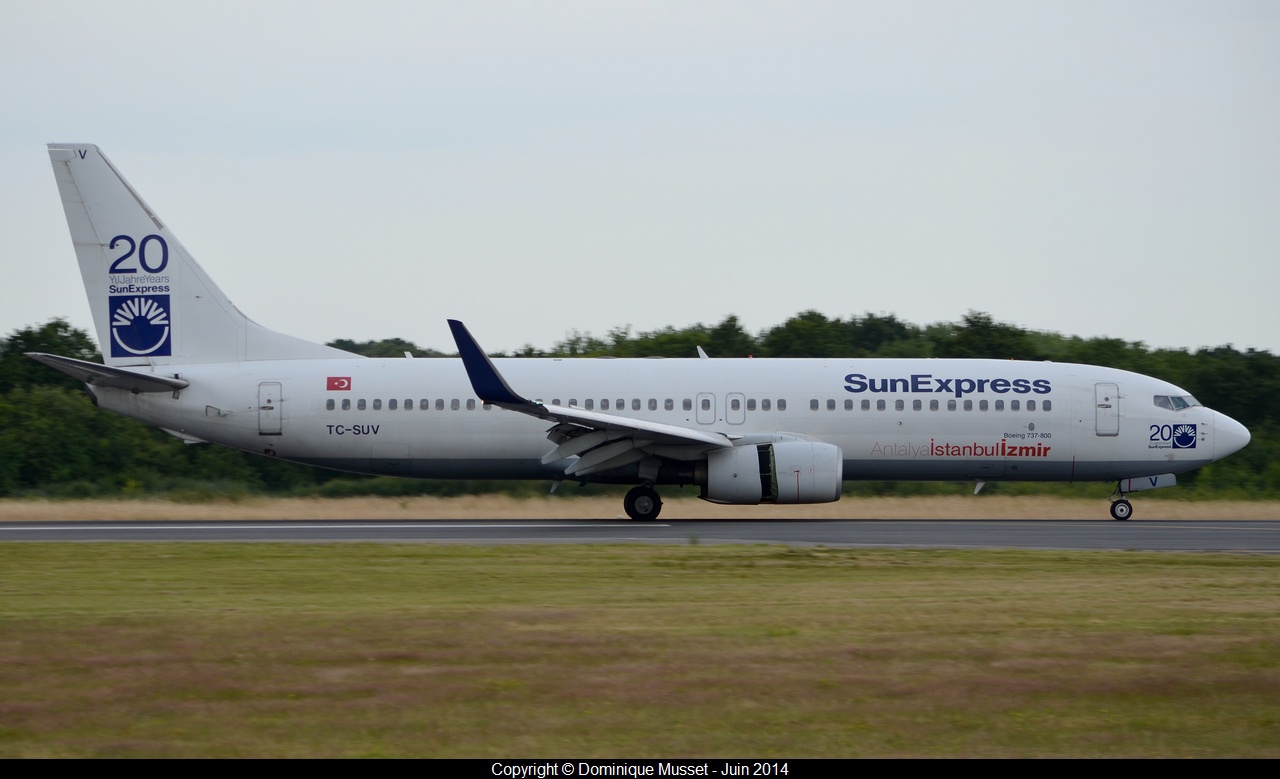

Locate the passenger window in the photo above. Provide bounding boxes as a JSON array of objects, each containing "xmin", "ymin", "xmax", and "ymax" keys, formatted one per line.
[
  {"xmin": 665, "ymin": 399, "xmax": 674, "ymax": 411},
  {"xmin": 947, "ymin": 400, "xmax": 956, "ymax": 411},
  {"xmin": 913, "ymin": 399, "xmax": 922, "ymax": 411},
  {"xmin": 358, "ymin": 399, "xmax": 367, "ymax": 411},
  {"xmin": 1043, "ymin": 400, "xmax": 1052, "ymax": 411},
  {"xmin": 761, "ymin": 399, "xmax": 771, "ymax": 411},
  {"xmin": 979, "ymin": 400, "xmax": 988, "ymax": 411},
  {"xmin": 388, "ymin": 399, "xmax": 397, "ymax": 410},
  {"xmin": 342, "ymin": 399, "xmax": 351, "ymax": 410},
  {"xmin": 778, "ymin": 400, "xmax": 787, "ymax": 411},
  {"xmin": 585, "ymin": 399, "xmax": 594, "ymax": 410},
  {"xmin": 701, "ymin": 398, "xmax": 711, "ymax": 411},
  {"xmin": 876, "ymin": 399, "xmax": 886, "ymax": 411},
  {"xmin": 649, "ymin": 399, "xmax": 657, "ymax": 411},
  {"xmin": 617, "ymin": 399, "xmax": 625, "ymax": 411},
  {"xmin": 404, "ymin": 399, "xmax": 412, "ymax": 410},
  {"xmin": 601, "ymin": 399, "xmax": 610, "ymax": 411},
  {"xmin": 810, "ymin": 399, "xmax": 819, "ymax": 411},
  {"xmin": 373, "ymin": 399, "xmax": 382, "ymax": 410},
  {"xmin": 747, "ymin": 399, "xmax": 756, "ymax": 411},
  {"xmin": 436, "ymin": 399, "xmax": 445, "ymax": 410},
  {"xmin": 1010, "ymin": 400, "xmax": 1020, "ymax": 411},
  {"xmin": 827, "ymin": 399, "xmax": 836, "ymax": 411},
  {"xmin": 930, "ymin": 399, "xmax": 939, "ymax": 411},
  {"xmin": 467, "ymin": 399, "xmax": 476, "ymax": 410},
  {"xmin": 326, "ymin": 399, "xmax": 335, "ymax": 410},
  {"xmin": 1027, "ymin": 400, "xmax": 1036, "ymax": 411},
  {"xmin": 963, "ymin": 400, "xmax": 972, "ymax": 411},
  {"xmin": 731, "ymin": 398, "xmax": 741, "ymax": 411},
  {"xmin": 420, "ymin": 399, "xmax": 429, "ymax": 410},
  {"xmin": 845, "ymin": 399, "xmax": 853, "ymax": 411},
  {"xmin": 569, "ymin": 399, "xmax": 578, "ymax": 407},
  {"xmin": 861, "ymin": 399, "xmax": 870, "ymax": 411},
  {"xmin": 995, "ymin": 399, "xmax": 1004, "ymax": 411},
  {"xmin": 633, "ymin": 399, "xmax": 641, "ymax": 411},
  {"xmin": 450, "ymin": 399, "xmax": 460, "ymax": 410},
  {"xmin": 683, "ymin": 399, "xmax": 692, "ymax": 411},
  {"xmin": 895, "ymin": 399, "xmax": 904, "ymax": 411}
]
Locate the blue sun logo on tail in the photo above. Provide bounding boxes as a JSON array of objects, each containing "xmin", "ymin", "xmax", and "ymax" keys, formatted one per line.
[{"xmin": 109, "ymin": 295, "xmax": 172, "ymax": 357}]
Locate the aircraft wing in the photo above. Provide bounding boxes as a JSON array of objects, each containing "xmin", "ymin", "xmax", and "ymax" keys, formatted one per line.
[
  {"xmin": 448, "ymin": 320, "xmax": 733, "ymax": 477},
  {"xmin": 26, "ymin": 352, "xmax": 190, "ymax": 393}
]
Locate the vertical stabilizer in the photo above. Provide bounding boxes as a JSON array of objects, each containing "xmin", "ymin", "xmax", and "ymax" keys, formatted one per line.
[{"xmin": 47, "ymin": 144, "xmax": 353, "ymax": 366}]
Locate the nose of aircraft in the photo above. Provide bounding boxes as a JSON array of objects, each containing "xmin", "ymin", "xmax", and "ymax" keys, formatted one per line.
[{"xmin": 1214, "ymin": 412, "xmax": 1251, "ymax": 460}]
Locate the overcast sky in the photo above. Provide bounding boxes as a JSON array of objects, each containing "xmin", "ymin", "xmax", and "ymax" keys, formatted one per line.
[{"xmin": 4, "ymin": 1, "xmax": 1277, "ymax": 356}]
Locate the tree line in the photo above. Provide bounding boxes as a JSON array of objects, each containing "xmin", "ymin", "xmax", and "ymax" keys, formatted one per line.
[{"xmin": 1, "ymin": 313, "xmax": 1275, "ymax": 499}]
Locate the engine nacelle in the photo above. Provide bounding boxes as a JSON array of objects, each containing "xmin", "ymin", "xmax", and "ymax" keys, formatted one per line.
[{"xmin": 702, "ymin": 441, "xmax": 843, "ymax": 505}]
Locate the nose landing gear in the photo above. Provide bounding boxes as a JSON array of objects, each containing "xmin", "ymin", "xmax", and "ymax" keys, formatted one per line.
[{"xmin": 1109, "ymin": 483, "xmax": 1133, "ymax": 520}]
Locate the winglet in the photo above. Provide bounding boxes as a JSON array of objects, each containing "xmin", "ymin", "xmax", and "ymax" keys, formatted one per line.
[{"xmin": 447, "ymin": 320, "xmax": 532, "ymax": 406}]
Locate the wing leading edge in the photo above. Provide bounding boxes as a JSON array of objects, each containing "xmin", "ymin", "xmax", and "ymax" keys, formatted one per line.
[{"xmin": 447, "ymin": 320, "xmax": 733, "ymax": 477}]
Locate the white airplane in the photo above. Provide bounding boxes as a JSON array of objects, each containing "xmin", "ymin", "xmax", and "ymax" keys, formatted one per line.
[{"xmin": 31, "ymin": 143, "xmax": 1251, "ymax": 521}]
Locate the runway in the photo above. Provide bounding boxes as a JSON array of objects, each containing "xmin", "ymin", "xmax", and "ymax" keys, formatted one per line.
[{"xmin": 2, "ymin": 518, "xmax": 1279, "ymax": 552}]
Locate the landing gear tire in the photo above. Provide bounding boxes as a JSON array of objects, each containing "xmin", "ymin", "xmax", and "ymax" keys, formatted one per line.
[
  {"xmin": 1110, "ymin": 499, "xmax": 1133, "ymax": 521},
  {"xmin": 624, "ymin": 486, "xmax": 662, "ymax": 521}
]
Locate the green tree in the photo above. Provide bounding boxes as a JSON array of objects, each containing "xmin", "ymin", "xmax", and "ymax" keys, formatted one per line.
[
  {"xmin": 0, "ymin": 319, "xmax": 101, "ymax": 393},
  {"xmin": 932, "ymin": 311, "xmax": 1044, "ymax": 360},
  {"xmin": 759, "ymin": 310, "xmax": 850, "ymax": 357},
  {"xmin": 705, "ymin": 315, "xmax": 758, "ymax": 357},
  {"xmin": 326, "ymin": 337, "xmax": 445, "ymax": 358}
]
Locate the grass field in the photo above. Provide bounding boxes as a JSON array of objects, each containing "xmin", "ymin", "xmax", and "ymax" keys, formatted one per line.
[
  {"xmin": 1, "ymin": 540, "xmax": 1278, "ymax": 757},
  {"xmin": 1, "ymin": 494, "xmax": 1277, "ymax": 521}
]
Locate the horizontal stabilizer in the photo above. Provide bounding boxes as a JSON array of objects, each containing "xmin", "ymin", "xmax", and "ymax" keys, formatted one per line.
[
  {"xmin": 160, "ymin": 428, "xmax": 208, "ymax": 444},
  {"xmin": 26, "ymin": 352, "xmax": 189, "ymax": 393}
]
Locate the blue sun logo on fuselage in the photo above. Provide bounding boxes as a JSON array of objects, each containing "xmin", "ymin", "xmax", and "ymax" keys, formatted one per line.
[
  {"xmin": 1171, "ymin": 424, "xmax": 1197, "ymax": 449},
  {"xmin": 109, "ymin": 295, "xmax": 172, "ymax": 357}
]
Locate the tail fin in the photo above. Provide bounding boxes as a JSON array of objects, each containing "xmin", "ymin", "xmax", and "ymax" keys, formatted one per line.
[{"xmin": 47, "ymin": 144, "xmax": 353, "ymax": 366}]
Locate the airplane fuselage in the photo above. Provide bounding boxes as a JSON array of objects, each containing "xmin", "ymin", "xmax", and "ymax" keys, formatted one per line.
[{"xmin": 93, "ymin": 356, "xmax": 1239, "ymax": 488}]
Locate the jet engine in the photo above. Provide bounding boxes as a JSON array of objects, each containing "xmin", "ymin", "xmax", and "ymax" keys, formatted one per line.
[{"xmin": 700, "ymin": 441, "xmax": 843, "ymax": 505}]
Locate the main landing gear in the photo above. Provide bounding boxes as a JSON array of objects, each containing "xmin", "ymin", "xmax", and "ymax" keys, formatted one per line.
[
  {"xmin": 624, "ymin": 485, "xmax": 663, "ymax": 521},
  {"xmin": 1109, "ymin": 483, "xmax": 1133, "ymax": 521}
]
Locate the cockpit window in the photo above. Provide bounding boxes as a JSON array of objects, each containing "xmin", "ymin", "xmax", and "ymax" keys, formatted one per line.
[{"xmin": 1154, "ymin": 394, "xmax": 1202, "ymax": 411}]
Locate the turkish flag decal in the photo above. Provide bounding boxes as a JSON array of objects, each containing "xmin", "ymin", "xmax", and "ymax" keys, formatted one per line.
[{"xmin": 327, "ymin": 376, "xmax": 352, "ymax": 391}]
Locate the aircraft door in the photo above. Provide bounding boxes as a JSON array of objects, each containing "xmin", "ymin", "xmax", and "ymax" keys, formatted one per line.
[
  {"xmin": 726, "ymin": 393, "xmax": 746, "ymax": 425},
  {"xmin": 1095, "ymin": 382, "xmax": 1119, "ymax": 437},
  {"xmin": 696, "ymin": 393, "xmax": 716, "ymax": 425},
  {"xmin": 258, "ymin": 381, "xmax": 282, "ymax": 435}
]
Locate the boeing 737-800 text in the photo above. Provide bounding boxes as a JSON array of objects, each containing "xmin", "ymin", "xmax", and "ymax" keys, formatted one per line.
[{"xmin": 30, "ymin": 144, "xmax": 1251, "ymax": 520}]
